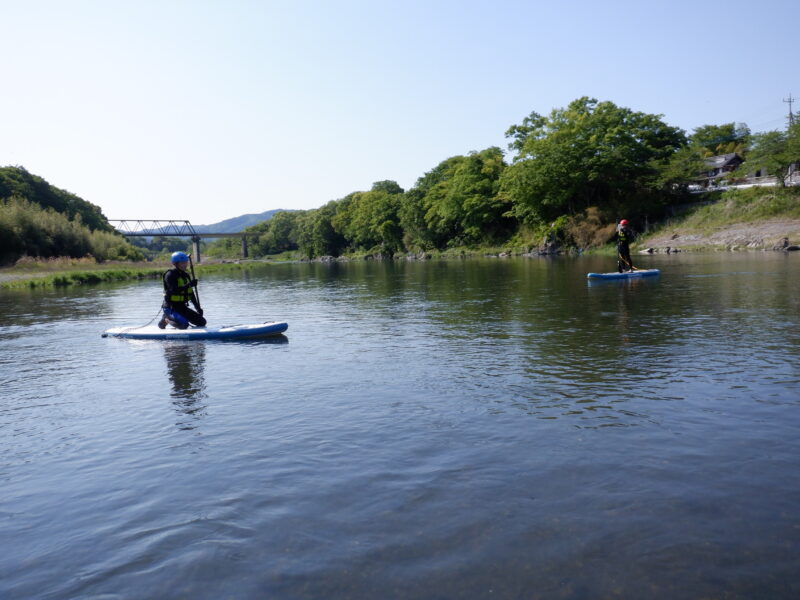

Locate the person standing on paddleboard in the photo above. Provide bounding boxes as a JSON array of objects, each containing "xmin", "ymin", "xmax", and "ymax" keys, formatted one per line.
[
  {"xmin": 614, "ymin": 219, "xmax": 636, "ymax": 273},
  {"xmin": 158, "ymin": 251, "xmax": 207, "ymax": 329}
]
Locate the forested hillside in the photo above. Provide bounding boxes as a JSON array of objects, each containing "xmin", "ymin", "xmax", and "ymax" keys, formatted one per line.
[{"xmin": 0, "ymin": 166, "xmax": 143, "ymax": 264}]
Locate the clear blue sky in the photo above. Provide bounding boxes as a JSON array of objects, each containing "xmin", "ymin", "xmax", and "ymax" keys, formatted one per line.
[{"xmin": 2, "ymin": 0, "xmax": 796, "ymax": 224}]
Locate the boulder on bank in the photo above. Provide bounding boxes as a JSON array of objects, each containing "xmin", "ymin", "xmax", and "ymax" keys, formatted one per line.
[
  {"xmin": 538, "ymin": 241, "xmax": 560, "ymax": 255},
  {"xmin": 771, "ymin": 237, "xmax": 799, "ymax": 251},
  {"xmin": 773, "ymin": 237, "xmax": 789, "ymax": 250},
  {"xmin": 639, "ymin": 247, "xmax": 680, "ymax": 254},
  {"xmin": 402, "ymin": 251, "xmax": 431, "ymax": 260}
]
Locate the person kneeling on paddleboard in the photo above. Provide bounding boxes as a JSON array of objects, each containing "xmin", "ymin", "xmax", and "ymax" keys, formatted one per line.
[
  {"xmin": 158, "ymin": 251, "xmax": 207, "ymax": 329},
  {"xmin": 613, "ymin": 219, "xmax": 636, "ymax": 273}
]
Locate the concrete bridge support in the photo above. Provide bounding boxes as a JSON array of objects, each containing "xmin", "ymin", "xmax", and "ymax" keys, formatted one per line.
[
  {"xmin": 192, "ymin": 236, "xmax": 202, "ymax": 264},
  {"xmin": 241, "ymin": 236, "xmax": 248, "ymax": 258}
]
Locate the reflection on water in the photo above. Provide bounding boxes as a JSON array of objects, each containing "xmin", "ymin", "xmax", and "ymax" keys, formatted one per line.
[
  {"xmin": 220, "ymin": 334, "xmax": 289, "ymax": 347},
  {"xmin": 160, "ymin": 336, "xmax": 288, "ymax": 430},
  {"xmin": 163, "ymin": 343, "xmax": 207, "ymax": 429},
  {"xmin": 2, "ymin": 253, "xmax": 800, "ymax": 600}
]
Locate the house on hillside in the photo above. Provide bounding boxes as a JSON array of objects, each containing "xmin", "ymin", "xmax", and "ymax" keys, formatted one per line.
[
  {"xmin": 788, "ymin": 162, "xmax": 800, "ymax": 186},
  {"xmin": 691, "ymin": 152, "xmax": 800, "ymax": 192},
  {"xmin": 701, "ymin": 153, "xmax": 743, "ymax": 187}
]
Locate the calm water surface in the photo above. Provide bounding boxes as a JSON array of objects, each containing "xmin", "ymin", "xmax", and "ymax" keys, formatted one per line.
[{"xmin": 1, "ymin": 253, "xmax": 799, "ymax": 599}]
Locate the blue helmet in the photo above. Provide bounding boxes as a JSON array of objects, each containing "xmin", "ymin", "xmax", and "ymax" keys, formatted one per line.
[{"xmin": 171, "ymin": 251, "xmax": 190, "ymax": 263}]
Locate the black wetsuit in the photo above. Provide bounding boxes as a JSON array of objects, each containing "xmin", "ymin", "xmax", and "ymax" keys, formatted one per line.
[
  {"xmin": 163, "ymin": 268, "xmax": 207, "ymax": 328},
  {"xmin": 614, "ymin": 226, "xmax": 635, "ymax": 272}
]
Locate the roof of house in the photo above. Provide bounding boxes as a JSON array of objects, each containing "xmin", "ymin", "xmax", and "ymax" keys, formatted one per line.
[{"xmin": 704, "ymin": 153, "xmax": 742, "ymax": 168}]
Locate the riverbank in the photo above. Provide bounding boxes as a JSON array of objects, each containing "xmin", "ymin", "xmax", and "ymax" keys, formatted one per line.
[
  {"xmin": 638, "ymin": 218, "xmax": 800, "ymax": 252},
  {"xmin": 637, "ymin": 187, "xmax": 800, "ymax": 252},
  {"xmin": 0, "ymin": 258, "xmax": 276, "ymax": 289},
  {"xmin": 4, "ymin": 188, "xmax": 799, "ymax": 287}
]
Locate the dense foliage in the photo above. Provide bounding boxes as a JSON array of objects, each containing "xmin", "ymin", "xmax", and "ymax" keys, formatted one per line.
[
  {"xmin": 0, "ymin": 198, "xmax": 144, "ymax": 264},
  {"xmin": 501, "ymin": 97, "xmax": 687, "ymax": 226},
  {"xmin": 129, "ymin": 236, "xmax": 192, "ymax": 259},
  {"xmin": 742, "ymin": 123, "xmax": 800, "ymax": 186},
  {"xmin": 690, "ymin": 123, "xmax": 751, "ymax": 156},
  {"xmin": 210, "ymin": 97, "xmax": 721, "ymax": 258},
  {"xmin": 206, "ymin": 98, "xmax": 800, "ymax": 260},
  {"xmin": 0, "ymin": 167, "xmax": 144, "ymax": 264}
]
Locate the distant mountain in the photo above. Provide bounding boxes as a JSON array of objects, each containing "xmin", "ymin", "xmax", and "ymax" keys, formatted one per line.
[{"xmin": 194, "ymin": 209, "xmax": 291, "ymax": 233}]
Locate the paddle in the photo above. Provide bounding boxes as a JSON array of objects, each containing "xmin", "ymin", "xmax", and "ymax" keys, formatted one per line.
[
  {"xmin": 188, "ymin": 254, "xmax": 202, "ymax": 313},
  {"xmin": 618, "ymin": 252, "xmax": 637, "ymax": 271}
]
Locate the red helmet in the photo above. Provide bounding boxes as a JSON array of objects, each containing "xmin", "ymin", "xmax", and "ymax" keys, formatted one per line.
[{"xmin": 619, "ymin": 219, "xmax": 629, "ymax": 226}]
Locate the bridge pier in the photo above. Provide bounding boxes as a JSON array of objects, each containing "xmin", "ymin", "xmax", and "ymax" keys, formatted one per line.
[
  {"xmin": 241, "ymin": 236, "xmax": 248, "ymax": 258},
  {"xmin": 192, "ymin": 236, "xmax": 202, "ymax": 264}
]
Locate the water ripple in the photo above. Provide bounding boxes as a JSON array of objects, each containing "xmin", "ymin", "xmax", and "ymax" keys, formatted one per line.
[{"xmin": 2, "ymin": 255, "xmax": 800, "ymax": 599}]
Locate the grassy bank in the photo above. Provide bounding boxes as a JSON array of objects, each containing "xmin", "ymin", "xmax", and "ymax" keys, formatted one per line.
[
  {"xmin": 638, "ymin": 186, "xmax": 800, "ymax": 251},
  {"xmin": 0, "ymin": 257, "xmax": 278, "ymax": 289},
  {"xmin": 668, "ymin": 187, "xmax": 800, "ymax": 229},
  {"xmin": 1, "ymin": 268, "xmax": 163, "ymax": 289}
]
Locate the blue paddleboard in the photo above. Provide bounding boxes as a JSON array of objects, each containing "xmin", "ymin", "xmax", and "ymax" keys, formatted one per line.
[
  {"xmin": 102, "ymin": 321, "xmax": 288, "ymax": 340},
  {"xmin": 586, "ymin": 269, "xmax": 660, "ymax": 280}
]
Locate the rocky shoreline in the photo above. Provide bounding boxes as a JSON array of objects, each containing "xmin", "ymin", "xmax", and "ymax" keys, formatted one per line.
[{"xmin": 637, "ymin": 219, "xmax": 800, "ymax": 253}]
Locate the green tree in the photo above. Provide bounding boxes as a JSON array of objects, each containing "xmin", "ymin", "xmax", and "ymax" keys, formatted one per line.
[
  {"xmin": 690, "ymin": 122, "xmax": 750, "ymax": 156},
  {"xmin": 370, "ymin": 180, "xmax": 404, "ymax": 195},
  {"xmin": 502, "ymin": 97, "xmax": 686, "ymax": 225},
  {"xmin": 651, "ymin": 143, "xmax": 708, "ymax": 193},
  {"xmin": 332, "ymin": 182, "xmax": 404, "ymax": 254},
  {"xmin": 743, "ymin": 125, "xmax": 800, "ymax": 187},
  {"xmin": 419, "ymin": 147, "xmax": 511, "ymax": 247},
  {"xmin": 257, "ymin": 210, "xmax": 300, "ymax": 254},
  {"xmin": 505, "ymin": 112, "xmax": 547, "ymax": 155},
  {"xmin": 398, "ymin": 188, "xmax": 431, "ymax": 251},
  {"xmin": 89, "ymin": 230, "xmax": 146, "ymax": 261},
  {"xmin": 296, "ymin": 202, "xmax": 345, "ymax": 258},
  {"xmin": 406, "ymin": 156, "xmax": 464, "ymax": 247}
]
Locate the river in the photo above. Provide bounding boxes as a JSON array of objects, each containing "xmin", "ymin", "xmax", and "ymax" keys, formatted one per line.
[{"xmin": 1, "ymin": 252, "xmax": 799, "ymax": 599}]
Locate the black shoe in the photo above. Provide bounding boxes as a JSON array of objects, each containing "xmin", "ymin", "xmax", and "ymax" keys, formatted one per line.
[{"xmin": 157, "ymin": 317, "xmax": 167, "ymax": 329}]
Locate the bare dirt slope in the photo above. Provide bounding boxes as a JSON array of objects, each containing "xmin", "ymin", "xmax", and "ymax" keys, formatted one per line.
[{"xmin": 639, "ymin": 219, "xmax": 800, "ymax": 251}]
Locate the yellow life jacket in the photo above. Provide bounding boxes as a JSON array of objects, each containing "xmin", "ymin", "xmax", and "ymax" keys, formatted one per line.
[{"xmin": 163, "ymin": 269, "xmax": 192, "ymax": 303}]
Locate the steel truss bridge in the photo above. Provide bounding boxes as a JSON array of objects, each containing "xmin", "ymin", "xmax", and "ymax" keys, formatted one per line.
[{"xmin": 109, "ymin": 220, "xmax": 251, "ymax": 262}]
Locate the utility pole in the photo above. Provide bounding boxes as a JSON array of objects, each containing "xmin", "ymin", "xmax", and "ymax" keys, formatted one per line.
[{"xmin": 784, "ymin": 93, "xmax": 795, "ymax": 127}]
